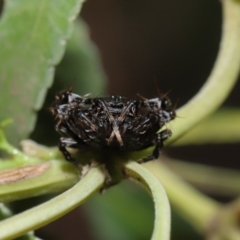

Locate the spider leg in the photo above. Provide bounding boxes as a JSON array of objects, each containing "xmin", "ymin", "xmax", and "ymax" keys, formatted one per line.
[
  {"xmin": 56, "ymin": 121, "xmax": 77, "ymax": 138},
  {"xmin": 59, "ymin": 137, "xmax": 80, "ymax": 165},
  {"xmin": 142, "ymin": 129, "xmax": 172, "ymax": 162}
]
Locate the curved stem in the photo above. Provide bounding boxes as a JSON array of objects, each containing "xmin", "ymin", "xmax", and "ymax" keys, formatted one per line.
[
  {"xmin": 0, "ymin": 167, "xmax": 104, "ymax": 240},
  {"xmin": 169, "ymin": 0, "xmax": 240, "ymax": 143},
  {"xmin": 125, "ymin": 161, "xmax": 171, "ymax": 240},
  {"xmin": 143, "ymin": 161, "xmax": 220, "ymax": 232}
]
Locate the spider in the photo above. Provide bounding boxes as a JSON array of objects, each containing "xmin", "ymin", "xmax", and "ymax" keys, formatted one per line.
[{"xmin": 51, "ymin": 89, "xmax": 175, "ymax": 185}]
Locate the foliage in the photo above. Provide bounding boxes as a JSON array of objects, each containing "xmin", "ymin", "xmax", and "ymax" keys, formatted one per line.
[{"xmin": 0, "ymin": 0, "xmax": 240, "ymax": 240}]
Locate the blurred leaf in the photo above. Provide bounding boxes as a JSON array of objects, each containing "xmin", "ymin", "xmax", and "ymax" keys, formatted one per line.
[
  {"xmin": 31, "ymin": 19, "xmax": 107, "ymax": 145},
  {"xmin": 173, "ymin": 108, "xmax": 240, "ymax": 146},
  {"xmin": 0, "ymin": 0, "xmax": 84, "ymax": 145}
]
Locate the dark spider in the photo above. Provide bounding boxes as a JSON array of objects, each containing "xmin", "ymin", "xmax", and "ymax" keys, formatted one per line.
[{"xmin": 51, "ymin": 89, "xmax": 175, "ymax": 186}]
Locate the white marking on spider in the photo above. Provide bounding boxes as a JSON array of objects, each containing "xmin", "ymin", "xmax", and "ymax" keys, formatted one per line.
[{"xmin": 108, "ymin": 124, "xmax": 123, "ymax": 146}]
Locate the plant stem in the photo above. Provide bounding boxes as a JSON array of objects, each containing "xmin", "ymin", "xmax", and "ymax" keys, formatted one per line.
[
  {"xmin": 172, "ymin": 108, "xmax": 240, "ymax": 146},
  {"xmin": 125, "ymin": 161, "xmax": 171, "ymax": 240},
  {"xmin": 143, "ymin": 161, "xmax": 220, "ymax": 233},
  {"xmin": 0, "ymin": 160, "xmax": 79, "ymax": 202},
  {"xmin": 0, "ymin": 203, "xmax": 12, "ymax": 220},
  {"xmin": 169, "ymin": 0, "xmax": 240, "ymax": 143},
  {"xmin": 166, "ymin": 158, "xmax": 240, "ymax": 196},
  {"xmin": 0, "ymin": 167, "xmax": 104, "ymax": 240}
]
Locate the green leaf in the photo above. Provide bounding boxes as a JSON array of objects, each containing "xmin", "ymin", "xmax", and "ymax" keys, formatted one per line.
[
  {"xmin": 0, "ymin": 0, "xmax": 84, "ymax": 145},
  {"xmin": 30, "ymin": 19, "xmax": 107, "ymax": 145}
]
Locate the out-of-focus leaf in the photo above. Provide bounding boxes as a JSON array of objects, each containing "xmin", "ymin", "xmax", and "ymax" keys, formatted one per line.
[
  {"xmin": 173, "ymin": 108, "xmax": 240, "ymax": 146},
  {"xmin": 0, "ymin": 0, "xmax": 84, "ymax": 145},
  {"xmin": 30, "ymin": 19, "xmax": 107, "ymax": 145}
]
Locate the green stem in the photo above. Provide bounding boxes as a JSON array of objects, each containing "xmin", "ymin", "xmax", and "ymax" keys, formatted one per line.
[
  {"xmin": 125, "ymin": 161, "xmax": 171, "ymax": 240},
  {"xmin": 143, "ymin": 161, "xmax": 220, "ymax": 232},
  {"xmin": 173, "ymin": 108, "xmax": 240, "ymax": 146},
  {"xmin": 166, "ymin": 159, "xmax": 240, "ymax": 196},
  {"xmin": 206, "ymin": 198, "xmax": 240, "ymax": 239},
  {"xmin": 0, "ymin": 203, "xmax": 12, "ymax": 220},
  {"xmin": 169, "ymin": 0, "xmax": 240, "ymax": 143},
  {"xmin": 0, "ymin": 167, "xmax": 104, "ymax": 240}
]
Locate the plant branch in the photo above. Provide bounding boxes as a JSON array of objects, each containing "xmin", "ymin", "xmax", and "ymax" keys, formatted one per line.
[
  {"xmin": 173, "ymin": 108, "xmax": 240, "ymax": 146},
  {"xmin": 143, "ymin": 160, "xmax": 220, "ymax": 233},
  {"xmin": 125, "ymin": 161, "xmax": 171, "ymax": 240},
  {"xmin": 0, "ymin": 160, "xmax": 79, "ymax": 202},
  {"xmin": 0, "ymin": 167, "xmax": 104, "ymax": 240},
  {"xmin": 168, "ymin": 0, "xmax": 240, "ymax": 143},
  {"xmin": 166, "ymin": 158, "xmax": 240, "ymax": 196}
]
